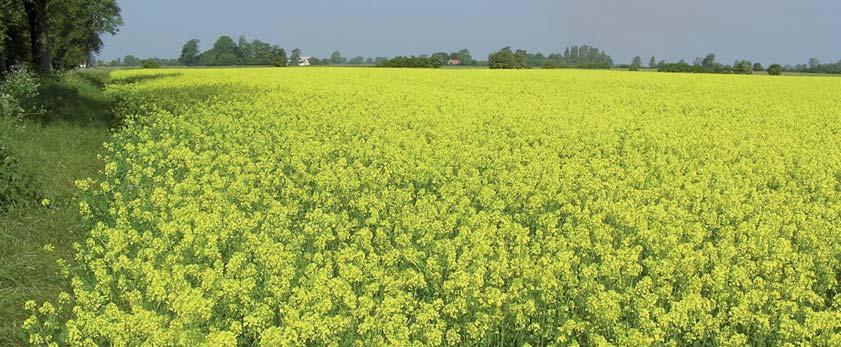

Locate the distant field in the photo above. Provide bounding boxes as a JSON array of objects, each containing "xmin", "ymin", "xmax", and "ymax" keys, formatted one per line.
[{"xmin": 26, "ymin": 68, "xmax": 841, "ymax": 346}]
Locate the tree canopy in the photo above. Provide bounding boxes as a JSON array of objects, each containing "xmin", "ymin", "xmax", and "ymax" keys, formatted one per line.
[{"xmin": 1, "ymin": 0, "xmax": 123, "ymax": 73}]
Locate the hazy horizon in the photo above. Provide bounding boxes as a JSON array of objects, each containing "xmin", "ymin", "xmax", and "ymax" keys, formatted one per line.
[{"xmin": 101, "ymin": 0, "xmax": 841, "ymax": 66}]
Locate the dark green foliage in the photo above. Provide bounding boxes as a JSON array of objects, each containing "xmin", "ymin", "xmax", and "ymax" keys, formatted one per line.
[
  {"xmin": 329, "ymin": 51, "xmax": 345, "ymax": 65},
  {"xmin": 377, "ymin": 56, "xmax": 435, "ymax": 68},
  {"xmin": 753, "ymin": 62, "xmax": 764, "ymax": 71},
  {"xmin": 658, "ymin": 61, "xmax": 732, "ymax": 74},
  {"xmin": 179, "ymin": 39, "xmax": 200, "ymax": 66},
  {"xmin": 122, "ymin": 55, "xmax": 141, "ymax": 66},
  {"xmin": 649, "ymin": 56, "xmax": 657, "ymax": 68},
  {"xmin": 701, "ymin": 53, "xmax": 716, "ymax": 68},
  {"xmin": 141, "ymin": 59, "xmax": 161, "ymax": 69},
  {"xmin": 0, "ymin": 142, "xmax": 39, "ymax": 211},
  {"xmin": 272, "ymin": 48, "xmax": 288, "ymax": 67},
  {"xmin": 289, "ymin": 48, "xmax": 301, "ymax": 66},
  {"xmin": 767, "ymin": 64, "xmax": 783, "ymax": 76},
  {"xmin": 790, "ymin": 59, "xmax": 841, "ymax": 74},
  {"xmin": 1, "ymin": 0, "xmax": 122, "ymax": 73},
  {"xmin": 488, "ymin": 47, "xmax": 529, "ymax": 69},
  {"xmin": 631, "ymin": 56, "xmax": 642, "ymax": 69},
  {"xmin": 348, "ymin": 56, "xmax": 365, "ymax": 65},
  {"xmin": 733, "ymin": 60, "xmax": 753, "ymax": 74},
  {"xmin": 541, "ymin": 45, "xmax": 613, "ymax": 69},
  {"xmin": 457, "ymin": 49, "xmax": 473, "ymax": 65},
  {"xmin": 430, "ymin": 52, "xmax": 447, "ymax": 67},
  {"xmin": 200, "ymin": 36, "xmax": 239, "ymax": 66}
]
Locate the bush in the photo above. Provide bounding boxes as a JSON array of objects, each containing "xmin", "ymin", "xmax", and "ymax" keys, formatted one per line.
[
  {"xmin": 0, "ymin": 65, "xmax": 41, "ymax": 120},
  {"xmin": 733, "ymin": 60, "xmax": 753, "ymax": 75},
  {"xmin": 141, "ymin": 59, "xmax": 162, "ymax": 69},
  {"xmin": 272, "ymin": 57, "xmax": 287, "ymax": 67},
  {"xmin": 767, "ymin": 64, "xmax": 783, "ymax": 76},
  {"xmin": 0, "ymin": 141, "xmax": 39, "ymax": 211},
  {"xmin": 377, "ymin": 56, "xmax": 435, "ymax": 68}
]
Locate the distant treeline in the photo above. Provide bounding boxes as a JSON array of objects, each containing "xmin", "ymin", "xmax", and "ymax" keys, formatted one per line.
[
  {"xmin": 97, "ymin": 34, "xmax": 841, "ymax": 76},
  {"xmin": 377, "ymin": 50, "xmax": 475, "ymax": 68},
  {"xmin": 487, "ymin": 45, "xmax": 614, "ymax": 69}
]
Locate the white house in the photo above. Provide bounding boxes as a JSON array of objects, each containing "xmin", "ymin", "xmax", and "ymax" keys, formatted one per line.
[{"xmin": 298, "ymin": 56, "xmax": 313, "ymax": 66}]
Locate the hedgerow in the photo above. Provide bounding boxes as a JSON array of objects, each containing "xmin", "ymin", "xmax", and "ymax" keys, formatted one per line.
[{"xmin": 26, "ymin": 68, "xmax": 841, "ymax": 346}]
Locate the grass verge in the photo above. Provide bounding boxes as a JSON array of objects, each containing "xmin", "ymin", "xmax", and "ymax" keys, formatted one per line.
[{"xmin": 0, "ymin": 70, "xmax": 112, "ymax": 345}]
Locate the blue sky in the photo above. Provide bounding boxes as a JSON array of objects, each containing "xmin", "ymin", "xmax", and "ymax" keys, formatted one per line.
[{"xmin": 101, "ymin": 0, "xmax": 841, "ymax": 66}]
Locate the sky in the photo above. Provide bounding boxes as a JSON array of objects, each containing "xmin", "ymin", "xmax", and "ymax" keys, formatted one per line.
[{"xmin": 101, "ymin": 0, "xmax": 841, "ymax": 66}]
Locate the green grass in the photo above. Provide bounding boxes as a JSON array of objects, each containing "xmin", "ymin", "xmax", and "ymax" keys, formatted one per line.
[{"xmin": 0, "ymin": 70, "xmax": 112, "ymax": 345}]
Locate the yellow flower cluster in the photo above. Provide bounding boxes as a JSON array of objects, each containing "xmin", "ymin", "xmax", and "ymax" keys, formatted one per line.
[{"xmin": 26, "ymin": 68, "xmax": 841, "ymax": 346}]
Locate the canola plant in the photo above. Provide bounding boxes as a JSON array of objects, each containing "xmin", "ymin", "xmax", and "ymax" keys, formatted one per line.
[{"xmin": 25, "ymin": 68, "xmax": 841, "ymax": 346}]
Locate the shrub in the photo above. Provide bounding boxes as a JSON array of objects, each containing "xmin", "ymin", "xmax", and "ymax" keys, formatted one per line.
[
  {"xmin": 0, "ymin": 65, "xmax": 41, "ymax": 120},
  {"xmin": 272, "ymin": 57, "xmax": 287, "ymax": 67},
  {"xmin": 0, "ymin": 141, "xmax": 39, "ymax": 211},
  {"xmin": 377, "ymin": 56, "xmax": 435, "ymax": 68},
  {"xmin": 733, "ymin": 60, "xmax": 753, "ymax": 74},
  {"xmin": 767, "ymin": 64, "xmax": 783, "ymax": 76},
  {"xmin": 141, "ymin": 59, "xmax": 162, "ymax": 69}
]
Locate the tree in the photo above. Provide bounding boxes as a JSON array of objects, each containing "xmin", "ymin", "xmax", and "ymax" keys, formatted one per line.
[
  {"xmin": 488, "ymin": 47, "xmax": 514, "ymax": 69},
  {"xmin": 365, "ymin": 57, "xmax": 374, "ymax": 64},
  {"xmin": 649, "ymin": 56, "xmax": 656, "ymax": 68},
  {"xmin": 289, "ymin": 48, "xmax": 301, "ymax": 66},
  {"xmin": 514, "ymin": 49, "xmax": 528, "ymax": 68},
  {"xmin": 701, "ymin": 53, "xmax": 716, "ymax": 68},
  {"xmin": 251, "ymin": 40, "xmax": 274, "ymax": 65},
  {"xmin": 141, "ymin": 58, "xmax": 161, "ymax": 68},
  {"xmin": 733, "ymin": 60, "xmax": 753, "ymax": 74},
  {"xmin": 767, "ymin": 64, "xmax": 782, "ymax": 76},
  {"xmin": 179, "ymin": 39, "xmax": 200, "ymax": 66},
  {"xmin": 122, "ymin": 54, "xmax": 141, "ymax": 66},
  {"xmin": 457, "ymin": 49, "xmax": 472, "ymax": 65},
  {"xmin": 430, "ymin": 52, "xmax": 448, "ymax": 67},
  {"xmin": 752, "ymin": 62, "xmax": 763, "ymax": 72},
  {"xmin": 237, "ymin": 35, "xmax": 252, "ymax": 64},
  {"xmin": 348, "ymin": 56, "xmax": 364, "ymax": 64},
  {"xmin": 201, "ymin": 36, "xmax": 238, "ymax": 66},
  {"xmin": 631, "ymin": 56, "xmax": 642, "ymax": 69},
  {"xmin": 22, "ymin": 0, "xmax": 50, "ymax": 73},
  {"xmin": 272, "ymin": 47, "xmax": 287, "ymax": 67},
  {"xmin": 808, "ymin": 57, "xmax": 821, "ymax": 69},
  {"xmin": 330, "ymin": 51, "xmax": 342, "ymax": 65},
  {"xmin": 488, "ymin": 47, "xmax": 528, "ymax": 69},
  {"xmin": 49, "ymin": 0, "xmax": 123, "ymax": 69}
]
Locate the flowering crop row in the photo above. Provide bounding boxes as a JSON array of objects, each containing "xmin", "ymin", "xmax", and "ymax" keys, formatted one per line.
[{"xmin": 26, "ymin": 68, "xmax": 841, "ymax": 346}]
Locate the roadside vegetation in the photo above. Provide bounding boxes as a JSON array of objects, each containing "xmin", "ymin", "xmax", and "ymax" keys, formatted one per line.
[{"xmin": 0, "ymin": 67, "xmax": 113, "ymax": 345}]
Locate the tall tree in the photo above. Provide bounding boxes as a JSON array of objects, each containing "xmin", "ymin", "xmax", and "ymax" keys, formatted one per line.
[
  {"xmin": 649, "ymin": 56, "xmax": 656, "ymax": 68},
  {"xmin": 22, "ymin": 0, "xmax": 50, "ymax": 73},
  {"xmin": 237, "ymin": 35, "xmax": 252, "ymax": 64},
  {"xmin": 179, "ymin": 39, "xmax": 200, "ymax": 66},
  {"xmin": 50, "ymin": 0, "xmax": 123, "ymax": 69},
  {"xmin": 631, "ymin": 56, "xmax": 642, "ymax": 68},
  {"xmin": 701, "ymin": 53, "xmax": 716, "ymax": 68},
  {"xmin": 457, "ymin": 49, "xmax": 472, "ymax": 65},
  {"xmin": 271, "ymin": 46, "xmax": 287, "ymax": 67},
  {"xmin": 289, "ymin": 48, "xmax": 301, "ymax": 66},
  {"xmin": 329, "ymin": 50, "xmax": 342, "ymax": 65},
  {"xmin": 201, "ymin": 36, "xmax": 238, "ymax": 66}
]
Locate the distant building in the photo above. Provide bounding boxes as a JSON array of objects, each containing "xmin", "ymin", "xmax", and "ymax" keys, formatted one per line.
[
  {"xmin": 298, "ymin": 56, "xmax": 313, "ymax": 66},
  {"xmin": 448, "ymin": 58, "xmax": 462, "ymax": 65}
]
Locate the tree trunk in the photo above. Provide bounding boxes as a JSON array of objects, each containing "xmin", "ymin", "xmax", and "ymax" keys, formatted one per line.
[{"xmin": 22, "ymin": 0, "xmax": 51, "ymax": 74}]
